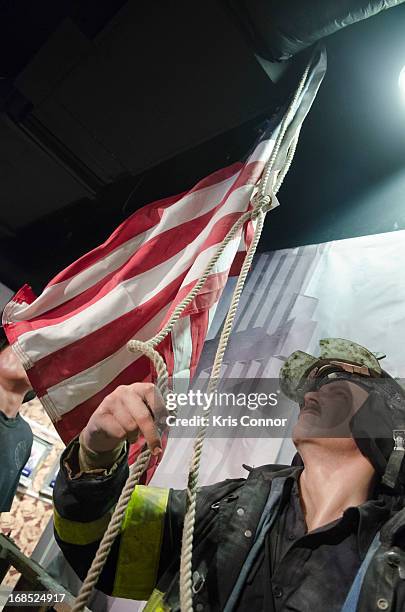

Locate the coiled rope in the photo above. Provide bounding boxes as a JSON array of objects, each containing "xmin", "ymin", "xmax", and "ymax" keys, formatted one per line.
[{"xmin": 72, "ymin": 59, "xmax": 311, "ymax": 612}]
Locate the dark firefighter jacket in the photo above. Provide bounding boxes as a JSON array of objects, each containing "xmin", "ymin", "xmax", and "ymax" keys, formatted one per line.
[{"xmin": 53, "ymin": 438, "xmax": 405, "ymax": 611}]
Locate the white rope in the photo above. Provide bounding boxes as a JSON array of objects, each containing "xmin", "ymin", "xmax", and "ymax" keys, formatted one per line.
[
  {"xmin": 72, "ymin": 59, "xmax": 312, "ymax": 612},
  {"xmin": 178, "ymin": 207, "xmax": 266, "ymax": 611}
]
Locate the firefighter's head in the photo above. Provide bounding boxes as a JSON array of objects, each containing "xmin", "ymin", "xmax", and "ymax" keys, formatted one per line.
[{"xmin": 280, "ymin": 338, "xmax": 405, "ymax": 492}]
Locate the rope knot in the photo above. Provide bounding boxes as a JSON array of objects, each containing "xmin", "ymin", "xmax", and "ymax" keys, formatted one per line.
[{"xmin": 252, "ymin": 194, "xmax": 272, "ymax": 215}]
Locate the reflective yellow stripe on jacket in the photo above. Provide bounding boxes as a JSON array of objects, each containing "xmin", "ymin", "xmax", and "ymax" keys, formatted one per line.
[
  {"xmin": 112, "ymin": 485, "xmax": 169, "ymax": 600},
  {"xmin": 143, "ymin": 589, "xmax": 172, "ymax": 611},
  {"xmin": 54, "ymin": 508, "xmax": 112, "ymax": 545}
]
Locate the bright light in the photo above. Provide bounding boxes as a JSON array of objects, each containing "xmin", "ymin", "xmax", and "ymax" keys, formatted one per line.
[{"xmin": 399, "ymin": 66, "xmax": 405, "ymax": 100}]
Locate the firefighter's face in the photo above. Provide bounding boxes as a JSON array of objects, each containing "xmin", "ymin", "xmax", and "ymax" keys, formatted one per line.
[{"xmin": 292, "ymin": 379, "xmax": 369, "ymax": 443}]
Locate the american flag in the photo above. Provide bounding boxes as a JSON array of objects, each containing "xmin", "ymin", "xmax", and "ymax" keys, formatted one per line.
[{"xmin": 3, "ymin": 50, "xmax": 325, "ymax": 464}]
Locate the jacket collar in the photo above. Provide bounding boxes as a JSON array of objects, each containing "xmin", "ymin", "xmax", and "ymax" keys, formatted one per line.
[{"xmin": 244, "ymin": 463, "xmax": 302, "ymax": 483}]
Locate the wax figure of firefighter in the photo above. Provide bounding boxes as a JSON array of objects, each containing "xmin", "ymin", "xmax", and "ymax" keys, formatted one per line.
[
  {"xmin": 0, "ymin": 326, "xmax": 33, "ymax": 513},
  {"xmin": 53, "ymin": 339, "xmax": 405, "ymax": 611}
]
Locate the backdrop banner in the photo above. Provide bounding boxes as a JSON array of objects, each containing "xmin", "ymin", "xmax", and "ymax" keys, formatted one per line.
[{"xmin": 150, "ymin": 228, "xmax": 405, "ymax": 491}]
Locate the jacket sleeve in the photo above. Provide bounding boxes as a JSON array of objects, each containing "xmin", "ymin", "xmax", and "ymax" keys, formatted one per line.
[{"xmin": 53, "ymin": 437, "xmax": 178, "ymax": 601}]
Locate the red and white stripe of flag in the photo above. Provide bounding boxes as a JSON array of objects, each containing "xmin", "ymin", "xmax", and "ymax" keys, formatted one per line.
[
  {"xmin": 3, "ymin": 135, "xmax": 276, "ymax": 444},
  {"xmin": 3, "ymin": 48, "xmax": 326, "ymax": 459}
]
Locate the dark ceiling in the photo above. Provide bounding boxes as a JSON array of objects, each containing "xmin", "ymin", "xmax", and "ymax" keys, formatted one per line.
[{"xmin": 1, "ymin": 1, "xmax": 405, "ymax": 294}]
